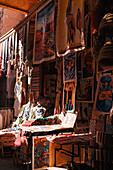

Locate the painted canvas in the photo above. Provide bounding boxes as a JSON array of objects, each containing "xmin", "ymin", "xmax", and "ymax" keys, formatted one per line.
[
  {"xmin": 33, "ymin": 0, "xmax": 55, "ymax": 64},
  {"xmin": 82, "ymin": 50, "xmax": 94, "ymax": 78},
  {"xmin": 93, "ymin": 73, "xmax": 113, "ymax": 115},
  {"xmin": 64, "ymin": 52, "xmax": 76, "ymax": 81},
  {"xmin": 32, "ymin": 137, "xmax": 49, "ymax": 169},
  {"xmin": 64, "ymin": 81, "xmax": 76, "ymax": 111},
  {"xmin": 76, "ymin": 102, "xmax": 90, "ymax": 128},
  {"xmin": 56, "ymin": 0, "xmax": 85, "ymax": 56},
  {"xmin": 76, "ymin": 78, "xmax": 93, "ymax": 102}
]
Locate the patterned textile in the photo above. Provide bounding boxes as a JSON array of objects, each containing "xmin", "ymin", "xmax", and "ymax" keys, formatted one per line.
[
  {"xmin": 56, "ymin": 0, "xmax": 85, "ymax": 56},
  {"xmin": 31, "ymin": 66, "xmax": 40, "ymax": 101},
  {"xmin": 33, "ymin": 137, "xmax": 49, "ymax": 169},
  {"xmin": 12, "ymin": 102, "xmax": 46, "ymax": 128},
  {"xmin": 29, "ymin": 105, "xmax": 45, "ymax": 119},
  {"xmin": 33, "ymin": 0, "xmax": 55, "ymax": 64}
]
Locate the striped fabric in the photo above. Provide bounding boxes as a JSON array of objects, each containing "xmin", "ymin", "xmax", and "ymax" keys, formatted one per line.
[{"xmin": 31, "ymin": 66, "xmax": 40, "ymax": 102}]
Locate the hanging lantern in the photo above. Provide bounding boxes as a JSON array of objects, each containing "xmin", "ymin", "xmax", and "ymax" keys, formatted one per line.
[
  {"xmin": 98, "ymin": 42, "xmax": 113, "ymax": 66},
  {"xmin": 98, "ymin": 13, "xmax": 113, "ymax": 37}
]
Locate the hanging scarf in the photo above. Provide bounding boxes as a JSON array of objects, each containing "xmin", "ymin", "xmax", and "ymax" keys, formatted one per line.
[
  {"xmin": 6, "ymin": 36, "xmax": 11, "ymax": 78},
  {"xmin": 4, "ymin": 38, "xmax": 8, "ymax": 74}
]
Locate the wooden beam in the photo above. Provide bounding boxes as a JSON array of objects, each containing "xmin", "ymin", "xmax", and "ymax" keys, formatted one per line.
[{"xmin": 0, "ymin": 3, "xmax": 28, "ymax": 14}]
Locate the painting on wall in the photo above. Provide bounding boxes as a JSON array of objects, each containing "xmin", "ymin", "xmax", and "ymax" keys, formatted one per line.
[
  {"xmin": 76, "ymin": 77, "xmax": 93, "ymax": 102},
  {"xmin": 64, "ymin": 52, "xmax": 76, "ymax": 82},
  {"xmin": 93, "ymin": 73, "xmax": 113, "ymax": 115},
  {"xmin": 63, "ymin": 81, "xmax": 76, "ymax": 111},
  {"xmin": 76, "ymin": 102, "xmax": 91, "ymax": 128},
  {"xmin": 32, "ymin": 137, "xmax": 49, "ymax": 170},
  {"xmin": 56, "ymin": 0, "xmax": 85, "ymax": 55},
  {"xmin": 33, "ymin": 0, "xmax": 55, "ymax": 64},
  {"xmin": 82, "ymin": 50, "xmax": 94, "ymax": 78}
]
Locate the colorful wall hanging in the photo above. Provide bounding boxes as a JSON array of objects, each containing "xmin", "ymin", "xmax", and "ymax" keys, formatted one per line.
[
  {"xmin": 64, "ymin": 81, "xmax": 76, "ymax": 111},
  {"xmin": 33, "ymin": 0, "xmax": 55, "ymax": 64},
  {"xmin": 82, "ymin": 50, "xmax": 94, "ymax": 78},
  {"xmin": 63, "ymin": 52, "xmax": 77, "ymax": 112},
  {"xmin": 76, "ymin": 77, "xmax": 93, "ymax": 102},
  {"xmin": 76, "ymin": 102, "xmax": 92, "ymax": 128},
  {"xmin": 93, "ymin": 73, "xmax": 113, "ymax": 115},
  {"xmin": 56, "ymin": 0, "xmax": 85, "ymax": 56},
  {"xmin": 64, "ymin": 52, "xmax": 76, "ymax": 82},
  {"xmin": 31, "ymin": 66, "xmax": 40, "ymax": 102},
  {"xmin": 32, "ymin": 137, "xmax": 49, "ymax": 170}
]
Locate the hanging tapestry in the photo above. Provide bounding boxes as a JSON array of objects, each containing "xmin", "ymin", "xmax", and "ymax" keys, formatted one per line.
[
  {"xmin": 32, "ymin": 137, "xmax": 49, "ymax": 169},
  {"xmin": 76, "ymin": 77, "xmax": 93, "ymax": 102},
  {"xmin": 76, "ymin": 102, "xmax": 90, "ymax": 128},
  {"xmin": 33, "ymin": 0, "xmax": 55, "ymax": 64},
  {"xmin": 56, "ymin": 0, "xmax": 85, "ymax": 56},
  {"xmin": 31, "ymin": 66, "xmax": 40, "ymax": 102},
  {"xmin": 82, "ymin": 50, "xmax": 94, "ymax": 78},
  {"xmin": 93, "ymin": 73, "xmax": 113, "ymax": 115},
  {"xmin": 64, "ymin": 81, "xmax": 76, "ymax": 111},
  {"xmin": 18, "ymin": 27, "xmax": 24, "ymax": 70},
  {"xmin": 64, "ymin": 52, "xmax": 76, "ymax": 81}
]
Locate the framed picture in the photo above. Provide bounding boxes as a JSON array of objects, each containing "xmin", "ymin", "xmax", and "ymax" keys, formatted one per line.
[
  {"xmin": 63, "ymin": 52, "xmax": 76, "ymax": 82},
  {"xmin": 76, "ymin": 77, "xmax": 93, "ymax": 102},
  {"xmin": 82, "ymin": 50, "xmax": 94, "ymax": 78},
  {"xmin": 63, "ymin": 81, "xmax": 77, "ymax": 111},
  {"xmin": 76, "ymin": 102, "xmax": 90, "ymax": 128},
  {"xmin": 32, "ymin": 136, "xmax": 49, "ymax": 170},
  {"xmin": 93, "ymin": 73, "xmax": 113, "ymax": 115},
  {"xmin": 56, "ymin": 0, "xmax": 85, "ymax": 55},
  {"xmin": 33, "ymin": 0, "xmax": 55, "ymax": 64}
]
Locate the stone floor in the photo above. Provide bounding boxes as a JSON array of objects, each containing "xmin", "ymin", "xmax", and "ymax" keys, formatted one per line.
[{"xmin": 0, "ymin": 157, "xmax": 20, "ymax": 170}]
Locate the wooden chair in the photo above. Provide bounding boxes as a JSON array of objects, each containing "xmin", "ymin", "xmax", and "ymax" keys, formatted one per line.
[{"xmin": 0, "ymin": 134, "xmax": 15, "ymax": 157}]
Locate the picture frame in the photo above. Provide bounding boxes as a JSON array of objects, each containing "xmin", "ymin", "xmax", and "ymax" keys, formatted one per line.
[
  {"xmin": 32, "ymin": 136, "xmax": 50, "ymax": 170},
  {"xmin": 76, "ymin": 102, "xmax": 91, "ymax": 128},
  {"xmin": 63, "ymin": 81, "xmax": 77, "ymax": 112},
  {"xmin": 33, "ymin": 0, "xmax": 55, "ymax": 64},
  {"xmin": 93, "ymin": 73, "xmax": 113, "ymax": 115},
  {"xmin": 76, "ymin": 77, "xmax": 94, "ymax": 102},
  {"xmin": 63, "ymin": 52, "xmax": 77, "ymax": 82},
  {"xmin": 82, "ymin": 49, "xmax": 94, "ymax": 78}
]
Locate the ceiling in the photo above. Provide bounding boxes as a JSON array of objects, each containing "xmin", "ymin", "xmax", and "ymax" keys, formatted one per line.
[{"xmin": 0, "ymin": 0, "xmax": 42, "ymax": 14}]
